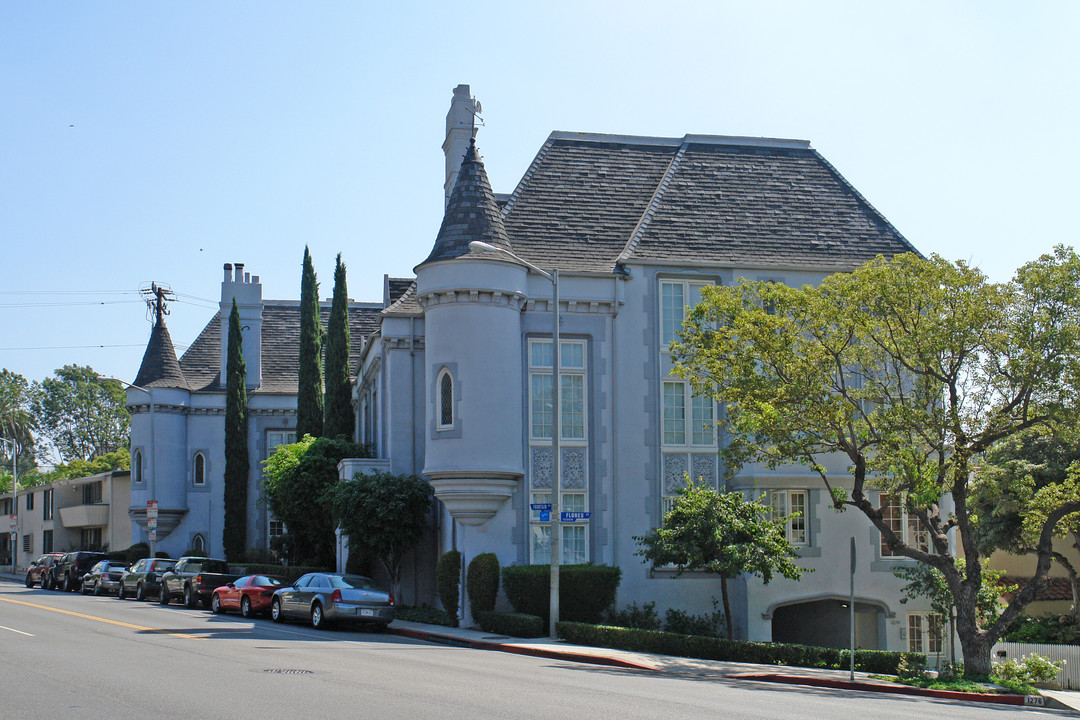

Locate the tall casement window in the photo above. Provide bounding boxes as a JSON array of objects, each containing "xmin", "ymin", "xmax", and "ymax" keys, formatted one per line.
[
  {"xmin": 132, "ymin": 449, "xmax": 143, "ymax": 484},
  {"xmin": 769, "ymin": 490, "xmax": 808, "ymax": 545},
  {"xmin": 192, "ymin": 533, "xmax": 206, "ymax": 554},
  {"xmin": 879, "ymin": 492, "xmax": 929, "ymax": 556},
  {"xmin": 82, "ymin": 481, "xmax": 102, "ymax": 505},
  {"xmin": 193, "ymin": 452, "xmax": 206, "ymax": 487},
  {"xmin": 43, "ymin": 489, "xmax": 53, "ymax": 520},
  {"xmin": 907, "ymin": 612, "xmax": 944, "ymax": 654},
  {"xmin": 266, "ymin": 430, "xmax": 297, "ymax": 457},
  {"xmin": 528, "ymin": 338, "xmax": 589, "ymax": 564},
  {"xmin": 659, "ymin": 279, "xmax": 718, "ymax": 517},
  {"xmin": 42, "ymin": 530, "xmax": 53, "ymax": 553},
  {"xmin": 25, "ymin": 492, "xmax": 34, "ymax": 511},
  {"xmin": 437, "ymin": 368, "xmax": 455, "ymax": 429}
]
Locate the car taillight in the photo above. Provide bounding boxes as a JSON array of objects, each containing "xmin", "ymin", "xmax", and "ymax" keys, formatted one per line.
[
  {"xmin": 330, "ymin": 589, "xmax": 342, "ymax": 604},
  {"xmin": 389, "ymin": 593, "xmax": 395, "ymax": 607},
  {"xmin": 195, "ymin": 575, "xmax": 203, "ymax": 584}
]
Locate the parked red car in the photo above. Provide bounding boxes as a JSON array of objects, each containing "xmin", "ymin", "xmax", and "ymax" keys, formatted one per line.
[
  {"xmin": 210, "ymin": 575, "xmax": 286, "ymax": 618},
  {"xmin": 24, "ymin": 553, "xmax": 65, "ymax": 588}
]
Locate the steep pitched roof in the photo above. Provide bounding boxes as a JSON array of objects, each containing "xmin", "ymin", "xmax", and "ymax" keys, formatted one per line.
[
  {"xmin": 133, "ymin": 319, "xmax": 190, "ymax": 390},
  {"xmin": 178, "ymin": 302, "xmax": 383, "ymax": 393},
  {"xmin": 419, "ymin": 140, "xmax": 512, "ymax": 266},
  {"xmin": 500, "ymin": 132, "xmax": 916, "ymax": 272}
]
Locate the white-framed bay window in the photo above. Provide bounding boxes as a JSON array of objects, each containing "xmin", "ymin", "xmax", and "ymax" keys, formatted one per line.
[
  {"xmin": 769, "ymin": 489, "xmax": 808, "ymax": 545},
  {"xmin": 528, "ymin": 338, "xmax": 589, "ymax": 564}
]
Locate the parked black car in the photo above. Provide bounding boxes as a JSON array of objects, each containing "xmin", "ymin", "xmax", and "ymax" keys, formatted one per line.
[
  {"xmin": 81, "ymin": 560, "xmax": 131, "ymax": 596},
  {"xmin": 117, "ymin": 557, "xmax": 177, "ymax": 601},
  {"xmin": 159, "ymin": 557, "xmax": 241, "ymax": 609},
  {"xmin": 47, "ymin": 551, "xmax": 109, "ymax": 592}
]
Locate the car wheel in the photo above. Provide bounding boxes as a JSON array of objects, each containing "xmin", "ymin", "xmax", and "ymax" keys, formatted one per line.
[
  {"xmin": 211, "ymin": 593, "xmax": 223, "ymax": 614},
  {"xmin": 271, "ymin": 597, "xmax": 283, "ymax": 623},
  {"xmin": 184, "ymin": 586, "xmax": 197, "ymax": 609},
  {"xmin": 42, "ymin": 573, "xmax": 52, "ymax": 591},
  {"xmin": 24, "ymin": 574, "xmax": 33, "ymax": 588},
  {"xmin": 117, "ymin": 582, "xmax": 126, "ymax": 600},
  {"xmin": 93, "ymin": 582, "xmax": 102, "ymax": 596},
  {"xmin": 136, "ymin": 583, "xmax": 146, "ymax": 602},
  {"xmin": 62, "ymin": 573, "xmax": 72, "ymax": 592},
  {"xmin": 159, "ymin": 584, "xmax": 171, "ymax": 605},
  {"xmin": 82, "ymin": 580, "xmax": 91, "ymax": 595},
  {"xmin": 310, "ymin": 603, "xmax": 325, "ymax": 630},
  {"xmin": 240, "ymin": 596, "xmax": 253, "ymax": 619}
]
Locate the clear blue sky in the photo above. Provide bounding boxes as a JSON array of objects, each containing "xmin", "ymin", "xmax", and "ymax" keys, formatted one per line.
[{"xmin": 2, "ymin": 2, "xmax": 1077, "ymax": 384}]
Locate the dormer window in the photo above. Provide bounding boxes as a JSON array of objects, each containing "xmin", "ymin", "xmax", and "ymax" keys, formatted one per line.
[{"xmin": 438, "ymin": 369, "xmax": 454, "ymax": 429}]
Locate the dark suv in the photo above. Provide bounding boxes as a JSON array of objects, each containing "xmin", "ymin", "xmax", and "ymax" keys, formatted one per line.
[{"xmin": 47, "ymin": 551, "xmax": 109, "ymax": 592}]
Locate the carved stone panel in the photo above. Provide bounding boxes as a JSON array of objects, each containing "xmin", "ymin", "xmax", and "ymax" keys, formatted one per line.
[
  {"xmin": 692, "ymin": 454, "xmax": 717, "ymax": 487},
  {"xmin": 561, "ymin": 448, "xmax": 587, "ymax": 489},
  {"xmin": 663, "ymin": 454, "xmax": 688, "ymax": 494},
  {"xmin": 531, "ymin": 447, "xmax": 553, "ymax": 489}
]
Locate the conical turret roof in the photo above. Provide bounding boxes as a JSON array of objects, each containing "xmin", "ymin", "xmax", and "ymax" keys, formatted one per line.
[
  {"xmin": 134, "ymin": 317, "xmax": 190, "ymax": 390},
  {"xmin": 419, "ymin": 139, "xmax": 512, "ymax": 266}
]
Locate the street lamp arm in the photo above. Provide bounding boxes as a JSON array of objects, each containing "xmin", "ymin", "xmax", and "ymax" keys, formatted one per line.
[{"xmin": 467, "ymin": 241, "xmax": 554, "ymax": 282}]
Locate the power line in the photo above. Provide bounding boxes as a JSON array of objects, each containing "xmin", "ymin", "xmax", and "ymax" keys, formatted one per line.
[
  {"xmin": 0, "ymin": 343, "xmax": 146, "ymax": 351},
  {"xmin": 0, "ymin": 300, "xmax": 144, "ymax": 308}
]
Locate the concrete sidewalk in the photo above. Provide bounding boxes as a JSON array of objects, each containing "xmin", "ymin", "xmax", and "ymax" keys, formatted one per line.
[{"xmin": 4, "ymin": 571, "xmax": 1076, "ymax": 713}]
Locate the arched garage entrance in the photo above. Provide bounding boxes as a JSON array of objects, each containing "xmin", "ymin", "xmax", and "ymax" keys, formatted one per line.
[{"xmin": 770, "ymin": 598, "xmax": 885, "ymax": 650}]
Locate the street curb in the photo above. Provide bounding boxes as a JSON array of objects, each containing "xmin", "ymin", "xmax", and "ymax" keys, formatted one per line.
[
  {"xmin": 388, "ymin": 626, "xmax": 653, "ymax": 671},
  {"xmin": 730, "ymin": 673, "xmax": 1044, "ymax": 708}
]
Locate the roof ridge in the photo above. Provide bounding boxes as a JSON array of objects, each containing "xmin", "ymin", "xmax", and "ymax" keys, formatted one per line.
[
  {"xmin": 500, "ymin": 136, "xmax": 555, "ymax": 220},
  {"xmin": 809, "ymin": 149, "xmax": 922, "ymax": 259},
  {"xmin": 617, "ymin": 141, "xmax": 688, "ymax": 263}
]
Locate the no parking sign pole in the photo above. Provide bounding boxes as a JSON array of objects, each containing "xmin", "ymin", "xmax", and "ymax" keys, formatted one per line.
[{"xmin": 850, "ymin": 537, "xmax": 856, "ymax": 682}]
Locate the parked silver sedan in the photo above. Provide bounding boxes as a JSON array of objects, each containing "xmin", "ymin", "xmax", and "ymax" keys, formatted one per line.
[{"xmin": 270, "ymin": 573, "xmax": 394, "ymax": 630}]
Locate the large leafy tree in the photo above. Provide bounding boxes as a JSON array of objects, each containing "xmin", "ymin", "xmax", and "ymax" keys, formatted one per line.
[
  {"xmin": 673, "ymin": 248, "xmax": 1080, "ymax": 674},
  {"xmin": 262, "ymin": 435, "xmax": 370, "ymax": 568},
  {"xmin": 635, "ymin": 483, "xmax": 805, "ymax": 640},
  {"xmin": 323, "ymin": 253, "xmax": 354, "ymax": 440},
  {"xmin": 0, "ymin": 368, "xmax": 37, "ymax": 480},
  {"xmin": 223, "ymin": 300, "xmax": 249, "ymax": 561},
  {"xmin": 296, "ymin": 246, "xmax": 324, "ymax": 440},
  {"xmin": 325, "ymin": 470, "xmax": 433, "ymax": 599},
  {"xmin": 30, "ymin": 364, "xmax": 128, "ymax": 465}
]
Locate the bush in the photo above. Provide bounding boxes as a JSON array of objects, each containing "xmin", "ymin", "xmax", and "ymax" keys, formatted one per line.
[
  {"xmin": 665, "ymin": 601, "xmax": 724, "ymax": 638},
  {"xmin": 993, "ymin": 653, "xmax": 1063, "ymax": 691},
  {"xmin": 467, "ymin": 553, "xmax": 500, "ymax": 613},
  {"xmin": 896, "ymin": 653, "xmax": 928, "ymax": 679},
  {"xmin": 502, "ymin": 564, "xmax": 621, "ymax": 624},
  {"xmin": 555, "ymin": 621, "xmax": 920, "ymax": 674},
  {"xmin": 1005, "ymin": 613, "xmax": 1080, "ymax": 645},
  {"xmin": 437, "ymin": 550, "xmax": 462, "ymax": 624},
  {"xmin": 605, "ymin": 602, "xmax": 661, "ymax": 631},
  {"xmin": 395, "ymin": 605, "xmax": 457, "ymax": 627},
  {"xmin": 475, "ymin": 610, "xmax": 545, "ymax": 638}
]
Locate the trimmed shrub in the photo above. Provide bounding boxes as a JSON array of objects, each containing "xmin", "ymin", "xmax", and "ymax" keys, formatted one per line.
[
  {"xmin": 502, "ymin": 564, "xmax": 622, "ymax": 624},
  {"xmin": 437, "ymin": 550, "xmax": 462, "ymax": 624},
  {"xmin": 555, "ymin": 621, "xmax": 920, "ymax": 675},
  {"xmin": 665, "ymin": 602, "xmax": 724, "ymax": 638},
  {"xmin": 467, "ymin": 553, "xmax": 500, "ymax": 613},
  {"xmin": 395, "ymin": 605, "xmax": 457, "ymax": 627},
  {"xmin": 605, "ymin": 601, "xmax": 661, "ymax": 631},
  {"xmin": 475, "ymin": 610, "xmax": 545, "ymax": 638}
]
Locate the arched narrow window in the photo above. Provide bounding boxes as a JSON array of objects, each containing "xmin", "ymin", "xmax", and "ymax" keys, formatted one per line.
[
  {"xmin": 192, "ymin": 534, "xmax": 206, "ymax": 554},
  {"xmin": 193, "ymin": 452, "xmax": 206, "ymax": 486},
  {"xmin": 438, "ymin": 369, "xmax": 454, "ymax": 429},
  {"xmin": 132, "ymin": 450, "xmax": 143, "ymax": 484}
]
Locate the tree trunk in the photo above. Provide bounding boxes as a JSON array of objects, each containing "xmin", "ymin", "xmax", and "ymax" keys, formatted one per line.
[
  {"xmin": 720, "ymin": 575, "xmax": 733, "ymax": 640},
  {"xmin": 953, "ymin": 580, "xmax": 995, "ymax": 675}
]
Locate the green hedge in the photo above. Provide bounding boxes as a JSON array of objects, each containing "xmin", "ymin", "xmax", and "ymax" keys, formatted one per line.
[
  {"xmin": 467, "ymin": 553, "xmax": 500, "ymax": 613},
  {"xmin": 502, "ymin": 564, "xmax": 621, "ymax": 624},
  {"xmin": 436, "ymin": 550, "xmax": 462, "ymax": 624},
  {"xmin": 475, "ymin": 610, "xmax": 546, "ymax": 638},
  {"xmin": 395, "ymin": 605, "xmax": 457, "ymax": 627},
  {"xmin": 555, "ymin": 622, "xmax": 920, "ymax": 674},
  {"xmin": 239, "ymin": 564, "xmax": 332, "ymax": 582}
]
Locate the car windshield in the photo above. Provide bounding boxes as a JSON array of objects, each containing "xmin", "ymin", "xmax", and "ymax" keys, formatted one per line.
[
  {"xmin": 152, "ymin": 561, "xmax": 176, "ymax": 571},
  {"xmin": 330, "ymin": 575, "xmax": 380, "ymax": 591},
  {"xmin": 253, "ymin": 576, "xmax": 284, "ymax": 587}
]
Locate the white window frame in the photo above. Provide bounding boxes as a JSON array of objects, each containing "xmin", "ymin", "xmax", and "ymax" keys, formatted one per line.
[
  {"xmin": 660, "ymin": 279, "xmax": 711, "ymax": 349},
  {"xmin": 437, "ymin": 368, "xmax": 455, "ymax": 430},
  {"xmin": 266, "ymin": 430, "xmax": 297, "ymax": 456},
  {"xmin": 528, "ymin": 338, "xmax": 590, "ymax": 564},
  {"xmin": 769, "ymin": 490, "xmax": 808, "ymax": 546},
  {"xmin": 907, "ymin": 612, "xmax": 945, "ymax": 654},
  {"xmin": 879, "ymin": 492, "xmax": 929, "ymax": 556}
]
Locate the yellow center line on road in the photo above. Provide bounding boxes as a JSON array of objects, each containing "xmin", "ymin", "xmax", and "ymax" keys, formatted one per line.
[{"xmin": 0, "ymin": 597, "xmax": 204, "ymax": 639}]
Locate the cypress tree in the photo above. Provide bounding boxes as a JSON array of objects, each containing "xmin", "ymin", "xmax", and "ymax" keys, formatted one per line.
[
  {"xmin": 223, "ymin": 299, "xmax": 249, "ymax": 561},
  {"xmin": 324, "ymin": 253, "xmax": 354, "ymax": 439},
  {"xmin": 296, "ymin": 246, "xmax": 324, "ymax": 439}
]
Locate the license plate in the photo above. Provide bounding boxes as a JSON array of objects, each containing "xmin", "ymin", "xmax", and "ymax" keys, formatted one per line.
[{"xmin": 360, "ymin": 609, "xmax": 374, "ymax": 617}]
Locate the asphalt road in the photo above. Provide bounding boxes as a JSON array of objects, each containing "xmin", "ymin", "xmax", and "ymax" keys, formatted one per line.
[{"xmin": 0, "ymin": 580, "xmax": 1067, "ymax": 720}]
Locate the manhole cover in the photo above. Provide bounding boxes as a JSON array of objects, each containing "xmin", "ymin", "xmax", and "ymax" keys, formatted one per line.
[{"xmin": 264, "ymin": 669, "xmax": 313, "ymax": 675}]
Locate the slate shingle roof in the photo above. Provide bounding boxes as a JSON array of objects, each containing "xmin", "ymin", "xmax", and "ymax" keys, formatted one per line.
[
  {"xmin": 500, "ymin": 133, "xmax": 916, "ymax": 272},
  {"xmin": 178, "ymin": 302, "xmax": 383, "ymax": 393},
  {"xmin": 385, "ymin": 277, "xmax": 414, "ymax": 307},
  {"xmin": 419, "ymin": 140, "xmax": 512, "ymax": 266},
  {"xmin": 133, "ymin": 320, "xmax": 190, "ymax": 390}
]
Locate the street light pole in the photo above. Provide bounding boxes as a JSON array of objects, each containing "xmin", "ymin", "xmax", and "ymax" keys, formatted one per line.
[
  {"xmin": 100, "ymin": 377, "xmax": 156, "ymax": 558},
  {"xmin": 469, "ymin": 241, "xmax": 562, "ymax": 638},
  {"xmin": 2, "ymin": 437, "xmax": 17, "ymax": 574}
]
